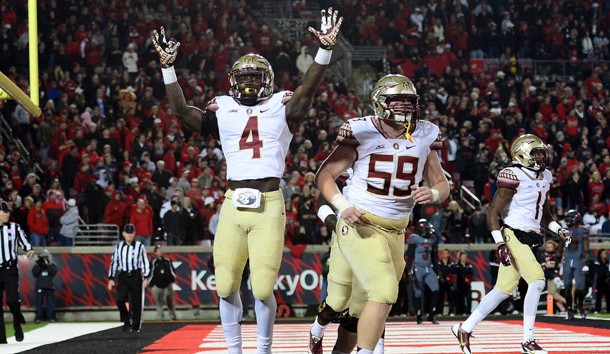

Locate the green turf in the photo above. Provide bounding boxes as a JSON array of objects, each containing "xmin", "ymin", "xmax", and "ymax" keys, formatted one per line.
[
  {"xmin": 588, "ymin": 313, "xmax": 610, "ymax": 319},
  {"xmin": 6, "ymin": 322, "xmax": 47, "ymax": 338}
]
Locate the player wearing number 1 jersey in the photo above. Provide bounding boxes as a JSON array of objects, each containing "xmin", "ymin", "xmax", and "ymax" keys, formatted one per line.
[
  {"xmin": 452, "ymin": 134, "xmax": 571, "ymax": 354},
  {"xmin": 316, "ymin": 74, "xmax": 449, "ymax": 354},
  {"xmin": 152, "ymin": 8, "xmax": 342, "ymax": 354}
]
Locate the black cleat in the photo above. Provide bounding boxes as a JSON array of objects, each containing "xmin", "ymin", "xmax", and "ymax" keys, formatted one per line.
[
  {"xmin": 427, "ymin": 314, "xmax": 440, "ymax": 324},
  {"xmin": 121, "ymin": 323, "xmax": 131, "ymax": 333}
]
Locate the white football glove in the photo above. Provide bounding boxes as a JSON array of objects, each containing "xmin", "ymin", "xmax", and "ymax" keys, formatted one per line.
[
  {"xmin": 558, "ymin": 228, "xmax": 572, "ymax": 247},
  {"xmin": 152, "ymin": 26, "xmax": 180, "ymax": 67},
  {"xmin": 308, "ymin": 7, "xmax": 343, "ymax": 49}
]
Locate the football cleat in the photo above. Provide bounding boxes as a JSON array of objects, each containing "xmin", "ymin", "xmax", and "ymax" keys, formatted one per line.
[
  {"xmin": 579, "ymin": 306, "xmax": 587, "ymax": 319},
  {"xmin": 521, "ymin": 338, "xmax": 547, "ymax": 354},
  {"xmin": 308, "ymin": 332, "xmax": 323, "ymax": 354},
  {"xmin": 451, "ymin": 324, "xmax": 472, "ymax": 354},
  {"xmin": 427, "ymin": 314, "xmax": 439, "ymax": 324}
]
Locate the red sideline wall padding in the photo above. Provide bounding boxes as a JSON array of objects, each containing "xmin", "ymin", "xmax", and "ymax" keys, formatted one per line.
[{"xmin": 14, "ymin": 251, "xmax": 494, "ymax": 308}]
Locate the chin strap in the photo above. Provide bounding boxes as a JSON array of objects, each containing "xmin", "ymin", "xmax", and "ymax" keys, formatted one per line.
[{"xmin": 403, "ymin": 119, "xmax": 414, "ymax": 142}]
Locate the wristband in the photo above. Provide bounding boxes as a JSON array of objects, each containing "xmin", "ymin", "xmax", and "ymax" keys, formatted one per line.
[
  {"xmin": 491, "ymin": 230, "xmax": 504, "ymax": 244},
  {"xmin": 314, "ymin": 48, "xmax": 333, "ymax": 65},
  {"xmin": 317, "ymin": 205, "xmax": 335, "ymax": 222},
  {"xmin": 548, "ymin": 221, "xmax": 561, "ymax": 234},
  {"xmin": 162, "ymin": 66, "xmax": 177, "ymax": 84},
  {"xmin": 430, "ymin": 188, "xmax": 440, "ymax": 203},
  {"xmin": 330, "ymin": 193, "xmax": 355, "ymax": 217}
]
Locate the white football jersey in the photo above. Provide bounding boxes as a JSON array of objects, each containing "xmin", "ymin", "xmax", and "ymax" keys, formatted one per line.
[
  {"xmin": 211, "ymin": 92, "xmax": 293, "ymax": 181},
  {"xmin": 497, "ymin": 167, "xmax": 552, "ymax": 233},
  {"xmin": 341, "ymin": 118, "xmax": 439, "ymax": 220}
]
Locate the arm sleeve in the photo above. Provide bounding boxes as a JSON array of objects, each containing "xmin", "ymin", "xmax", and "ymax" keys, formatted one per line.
[
  {"xmin": 406, "ymin": 242, "xmax": 416, "ymax": 271},
  {"xmin": 108, "ymin": 246, "xmax": 119, "ymax": 278},
  {"xmin": 149, "ymin": 259, "xmax": 156, "ymax": 284},
  {"xmin": 16, "ymin": 224, "xmax": 32, "ymax": 252},
  {"xmin": 497, "ymin": 168, "xmax": 520, "ymax": 189},
  {"xmin": 336, "ymin": 121, "xmax": 360, "ymax": 147},
  {"xmin": 140, "ymin": 245, "xmax": 151, "ymax": 278}
]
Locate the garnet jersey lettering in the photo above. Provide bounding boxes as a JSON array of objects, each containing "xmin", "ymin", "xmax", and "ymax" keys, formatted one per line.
[
  {"xmin": 340, "ymin": 117, "xmax": 439, "ymax": 220},
  {"xmin": 211, "ymin": 92, "xmax": 293, "ymax": 181},
  {"xmin": 498, "ymin": 167, "xmax": 552, "ymax": 234}
]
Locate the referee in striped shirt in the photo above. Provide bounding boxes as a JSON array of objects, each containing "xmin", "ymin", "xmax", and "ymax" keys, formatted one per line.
[
  {"xmin": 0, "ymin": 201, "xmax": 34, "ymax": 344},
  {"xmin": 107, "ymin": 223, "xmax": 150, "ymax": 333}
]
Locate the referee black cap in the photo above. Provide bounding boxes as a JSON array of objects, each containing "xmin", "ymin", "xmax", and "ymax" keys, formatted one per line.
[
  {"xmin": 0, "ymin": 201, "xmax": 11, "ymax": 213},
  {"xmin": 124, "ymin": 223, "xmax": 136, "ymax": 233}
]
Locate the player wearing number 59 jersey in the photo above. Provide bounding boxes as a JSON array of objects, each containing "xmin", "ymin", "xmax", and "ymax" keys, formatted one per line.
[
  {"xmin": 153, "ymin": 8, "xmax": 342, "ymax": 354},
  {"xmin": 316, "ymin": 74, "xmax": 449, "ymax": 353}
]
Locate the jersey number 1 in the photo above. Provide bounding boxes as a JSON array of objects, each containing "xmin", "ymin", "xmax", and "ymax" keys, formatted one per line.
[{"xmin": 239, "ymin": 116, "xmax": 263, "ymax": 158}]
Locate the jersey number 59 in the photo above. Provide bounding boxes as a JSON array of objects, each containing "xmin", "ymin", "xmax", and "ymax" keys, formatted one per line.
[{"xmin": 367, "ymin": 154, "xmax": 419, "ymax": 197}]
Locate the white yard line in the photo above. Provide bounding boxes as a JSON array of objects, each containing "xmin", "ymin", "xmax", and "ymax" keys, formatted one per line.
[{"xmin": 6, "ymin": 322, "xmax": 122, "ymax": 353}]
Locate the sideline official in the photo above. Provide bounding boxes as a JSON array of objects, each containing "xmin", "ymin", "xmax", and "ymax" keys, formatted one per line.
[
  {"xmin": 0, "ymin": 201, "xmax": 35, "ymax": 343},
  {"xmin": 108, "ymin": 224, "xmax": 150, "ymax": 333},
  {"xmin": 149, "ymin": 245, "xmax": 177, "ymax": 321}
]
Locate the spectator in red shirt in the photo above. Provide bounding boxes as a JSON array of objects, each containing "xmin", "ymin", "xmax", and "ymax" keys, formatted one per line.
[
  {"xmin": 42, "ymin": 190, "xmax": 64, "ymax": 245},
  {"xmin": 28, "ymin": 197, "xmax": 49, "ymax": 247},
  {"xmin": 130, "ymin": 198, "xmax": 153, "ymax": 246},
  {"xmin": 104, "ymin": 192, "xmax": 128, "ymax": 230},
  {"xmin": 589, "ymin": 171, "xmax": 605, "ymax": 200}
]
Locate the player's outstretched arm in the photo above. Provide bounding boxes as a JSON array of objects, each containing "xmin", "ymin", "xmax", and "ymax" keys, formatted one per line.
[
  {"xmin": 286, "ymin": 7, "xmax": 343, "ymax": 130},
  {"xmin": 152, "ymin": 26, "xmax": 205, "ymax": 133}
]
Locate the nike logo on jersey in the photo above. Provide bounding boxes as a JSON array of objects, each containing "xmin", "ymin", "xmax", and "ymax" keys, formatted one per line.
[
  {"xmin": 405, "ymin": 145, "xmax": 416, "ymax": 150},
  {"xmin": 260, "ymin": 108, "xmax": 270, "ymax": 113}
]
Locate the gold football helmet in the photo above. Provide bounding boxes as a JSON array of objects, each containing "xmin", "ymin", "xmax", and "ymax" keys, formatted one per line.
[
  {"xmin": 229, "ymin": 53, "xmax": 274, "ymax": 105},
  {"xmin": 371, "ymin": 74, "xmax": 420, "ymax": 124},
  {"xmin": 510, "ymin": 134, "xmax": 549, "ymax": 171}
]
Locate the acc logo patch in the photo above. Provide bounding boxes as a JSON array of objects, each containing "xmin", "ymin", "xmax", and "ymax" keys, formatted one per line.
[{"xmin": 341, "ymin": 226, "xmax": 349, "ymax": 235}]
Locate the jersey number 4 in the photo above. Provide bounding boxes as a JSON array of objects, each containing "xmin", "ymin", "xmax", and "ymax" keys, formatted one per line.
[
  {"xmin": 367, "ymin": 154, "xmax": 419, "ymax": 196},
  {"xmin": 239, "ymin": 116, "xmax": 263, "ymax": 158}
]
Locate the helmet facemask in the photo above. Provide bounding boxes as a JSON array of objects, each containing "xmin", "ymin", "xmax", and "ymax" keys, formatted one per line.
[
  {"xmin": 371, "ymin": 74, "xmax": 420, "ymax": 141},
  {"xmin": 510, "ymin": 134, "xmax": 549, "ymax": 172},
  {"xmin": 229, "ymin": 54, "xmax": 274, "ymax": 106}
]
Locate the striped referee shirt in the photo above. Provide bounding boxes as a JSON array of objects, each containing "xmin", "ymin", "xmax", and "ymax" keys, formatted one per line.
[
  {"xmin": 108, "ymin": 240, "xmax": 151, "ymax": 278},
  {"xmin": 0, "ymin": 221, "xmax": 33, "ymax": 263}
]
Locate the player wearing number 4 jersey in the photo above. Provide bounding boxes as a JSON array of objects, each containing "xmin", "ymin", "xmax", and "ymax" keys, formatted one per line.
[
  {"xmin": 452, "ymin": 134, "xmax": 571, "ymax": 354},
  {"xmin": 315, "ymin": 74, "xmax": 449, "ymax": 354},
  {"xmin": 152, "ymin": 8, "xmax": 342, "ymax": 354}
]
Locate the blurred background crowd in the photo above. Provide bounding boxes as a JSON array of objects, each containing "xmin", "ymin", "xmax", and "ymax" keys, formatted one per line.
[{"xmin": 0, "ymin": 0, "xmax": 609, "ymax": 255}]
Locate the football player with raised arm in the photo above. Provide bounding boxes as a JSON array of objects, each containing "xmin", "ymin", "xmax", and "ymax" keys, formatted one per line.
[
  {"xmin": 452, "ymin": 134, "xmax": 571, "ymax": 354},
  {"xmin": 316, "ymin": 74, "xmax": 450, "ymax": 354},
  {"xmin": 152, "ymin": 9, "xmax": 342, "ymax": 354}
]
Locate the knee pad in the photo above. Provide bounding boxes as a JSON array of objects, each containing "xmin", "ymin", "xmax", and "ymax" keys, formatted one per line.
[
  {"xmin": 317, "ymin": 300, "xmax": 345, "ymax": 324},
  {"xmin": 339, "ymin": 315, "xmax": 359, "ymax": 334}
]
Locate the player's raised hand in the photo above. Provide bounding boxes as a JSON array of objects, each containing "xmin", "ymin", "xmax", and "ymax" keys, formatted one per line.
[
  {"xmin": 558, "ymin": 228, "xmax": 572, "ymax": 247},
  {"xmin": 308, "ymin": 7, "xmax": 343, "ymax": 49},
  {"xmin": 152, "ymin": 26, "xmax": 180, "ymax": 67}
]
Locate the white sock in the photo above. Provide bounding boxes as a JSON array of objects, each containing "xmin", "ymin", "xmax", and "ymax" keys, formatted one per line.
[
  {"xmin": 357, "ymin": 349, "xmax": 374, "ymax": 354},
  {"xmin": 310, "ymin": 316, "xmax": 328, "ymax": 338},
  {"xmin": 523, "ymin": 280, "xmax": 545, "ymax": 342},
  {"xmin": 220, "ymin": 292, "xmax": 243, "ymax": 354},
  {"xmin": 373, "ymin": 337, "xmax": 384, "ymax": 354},
  {"xmin": 462, "ymin": 287, "xmax": 509, "ymax": 333},
  {"xmin": 255, "ymin": 295, "xmax": 276, "ymax": 354}
]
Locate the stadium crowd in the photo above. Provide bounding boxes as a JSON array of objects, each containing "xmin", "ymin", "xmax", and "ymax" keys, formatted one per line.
[{"xmin": 0, "ymin": 0, "xmax": 608, "ymax": 254}]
